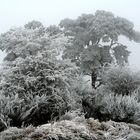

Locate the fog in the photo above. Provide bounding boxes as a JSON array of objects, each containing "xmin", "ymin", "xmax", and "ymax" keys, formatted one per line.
[{"xmin": 0, "ymin": 0, "xmax": 140, "ymax": 69}]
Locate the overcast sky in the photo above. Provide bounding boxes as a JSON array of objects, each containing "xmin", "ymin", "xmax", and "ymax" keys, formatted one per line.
[{"xmin": 0, "ymin": 0, "xmax": 140, "ymax": 69}]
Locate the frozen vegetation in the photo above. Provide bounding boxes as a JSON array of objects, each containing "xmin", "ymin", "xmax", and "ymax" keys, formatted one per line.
[
  {"xmin": 1, "ymin": 111, "xmax": 140, "ymax": 140},
  {"xmin": 0, "ymin": 11, "xmax": 140, "ymax": 139}
]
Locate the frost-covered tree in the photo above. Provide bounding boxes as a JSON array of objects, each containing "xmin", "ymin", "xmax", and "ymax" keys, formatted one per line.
[
  {"xmin": 60, "ymin": 10, "xmax": 140, "ymax": 88},
  {"xmin": 24, "ymin": 20, "xmax": 44, "ymax": 29},
  {"xmin": 0, "ymin": 23, "xmax": 69, "ymax": 61},
  {"xmin": 46, "ymin": 25, "xmax": 61, "ymax": 36}
]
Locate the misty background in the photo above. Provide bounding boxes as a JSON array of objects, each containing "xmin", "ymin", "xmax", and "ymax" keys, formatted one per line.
[{"xmin": 0, "ymin": 0, "xmax": 140, "ymax": 69}]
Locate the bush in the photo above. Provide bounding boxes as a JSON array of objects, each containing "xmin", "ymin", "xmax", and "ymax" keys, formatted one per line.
[
  {"xmin": 0, "ymin": 93, "xmax": 70, "ymax": 127},
  {"xmin": 0, "ymin": 57, "xmax": 80, "ymax": 127},
  {"xmin": 101, "ymin": 65, "xmax": 140, "ymax": 95},
  {"xmin": 80, "ymin": 84, "xmax": 140, "ymax": 124},
  {"xmin": 70, "ymin": 74, "xmax": 97, "ymax": 118},
  {"xmin": 0, "ymin": 93, "xmax": 27, "ymax": 127},
  {"xmin": 99, "ymin": 92, "xmax": 140, "ymax": 122}
]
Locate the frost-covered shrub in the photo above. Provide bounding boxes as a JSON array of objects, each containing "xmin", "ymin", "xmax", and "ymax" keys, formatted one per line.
[
  {"xmin": 70, "ymin": 74, "xmax": 97, "ymax": 118},
  {"xmin": 80, "ymin": 85, "xmax": 107, "ymax": 119},
  {"xmin": 0, "ymin": 93, "xmax": 26, "ymax": 127},
  {"xmin": 0, "ymin": 56, "xmax": 80, "ymax": 127},
  {"xmin": 0, "ymin": 92, "xmax": 69, "ymax": 127},
  {"xmin": 20, "ymin": 94, "xmax": 68, "ymax": 126},
  {"xmin": 71, "ymin": 74, "xmax": 93, "ymax": 96},
  {"xmin": 80, "ymin": 85, "xmax": 140, "ymax": 123},
  {"xmin": 99, "ymin": 93, "xmax": 140, "ymax": 122},
  {"xmin": 101, "ymin": 65, "xmax": 140, "ymax": 95}
]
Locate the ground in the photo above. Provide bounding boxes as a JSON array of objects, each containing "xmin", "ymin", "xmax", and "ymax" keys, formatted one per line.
[{"xmin": 1, "ymin": 114, "xmax": 140, "ymax": 140}]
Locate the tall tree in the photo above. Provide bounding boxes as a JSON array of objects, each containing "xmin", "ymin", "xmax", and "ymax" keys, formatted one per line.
[{"xmin": 60, "ymin": 10, "xmax": 140, "ymax": 88}]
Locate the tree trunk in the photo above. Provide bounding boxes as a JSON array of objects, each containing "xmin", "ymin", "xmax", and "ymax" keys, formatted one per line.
[{"xmin": 91, "ymin": 70, "xmax": 97, "ymax": 89}]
